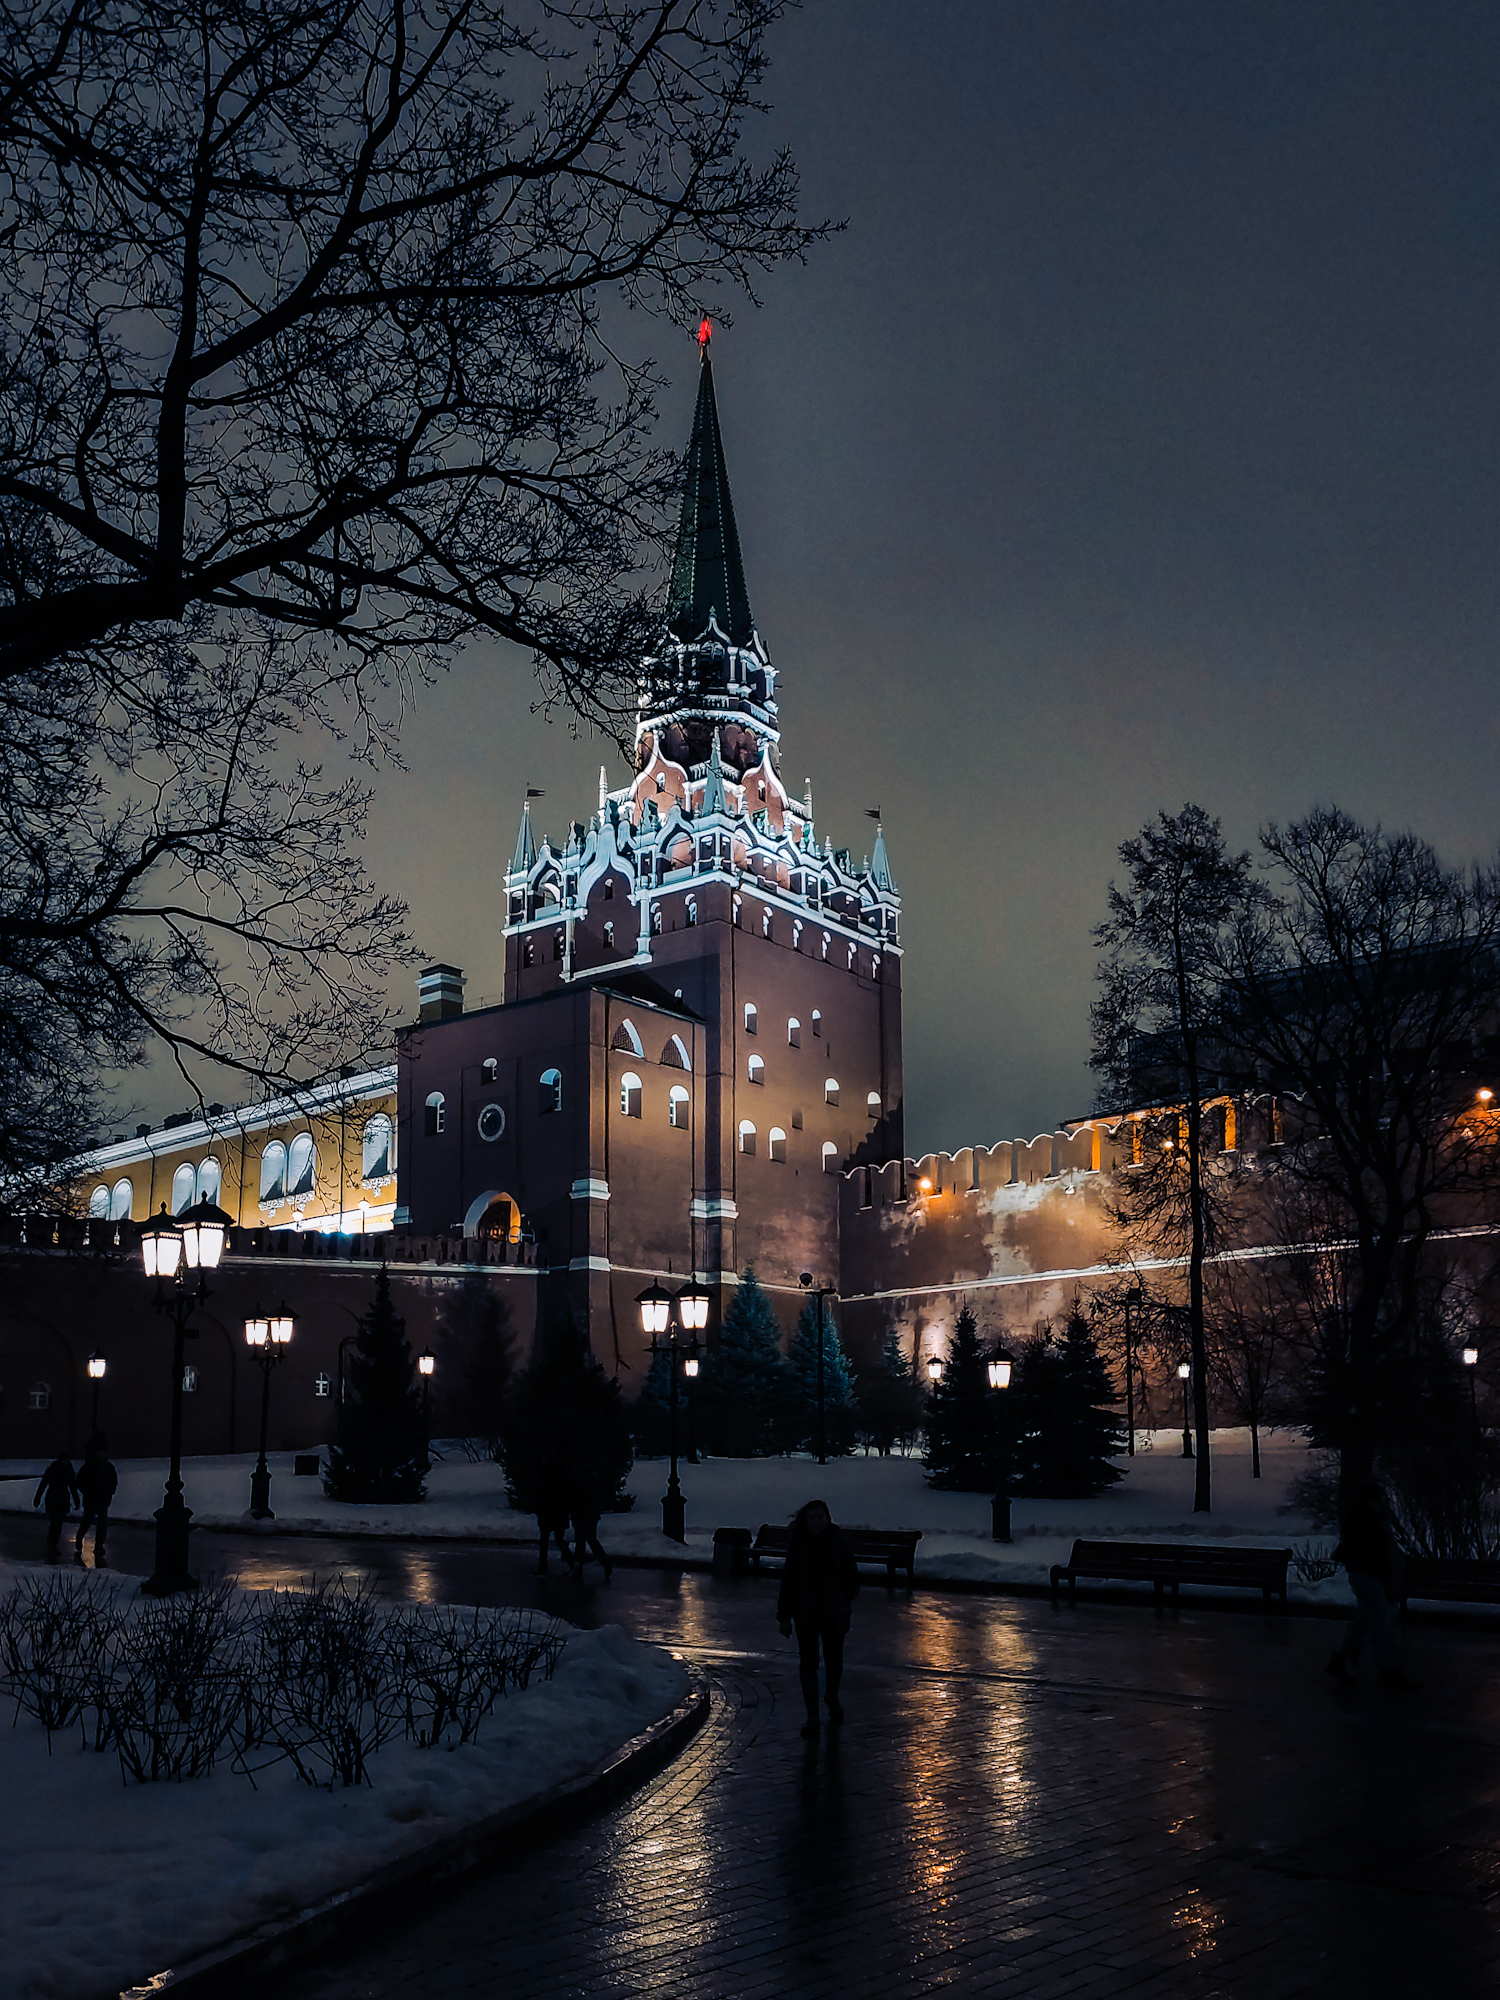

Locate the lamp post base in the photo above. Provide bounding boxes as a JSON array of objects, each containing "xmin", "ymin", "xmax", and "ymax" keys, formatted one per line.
[
  {"xmin": 661, "ymin": 1480, "xmax": 686, "ymax": 1546},
  {"xmin": 991, "ymin": 1493, "xmax": 1012, "ymax": 1544},
  {"xmin": 1181, "ymin": 1432, "xmax": 1195, "ymax": 1459},
  {"xmin": 140, "ymin": 1493, "xmax": 198, "ymax": 1597},
  {"xmin": 248, "ymin": 1462, "xmax": 274, "ymax": 1520}
]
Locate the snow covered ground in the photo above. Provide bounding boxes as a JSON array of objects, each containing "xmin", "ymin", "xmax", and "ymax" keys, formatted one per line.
[
  {"xmin": 1, "ymin": 1428, "xmax": 1345, "ymax": 1599},
  {"xmin": 0, "ymin": 1559, "xmax": 688, "ymax": 2000}
]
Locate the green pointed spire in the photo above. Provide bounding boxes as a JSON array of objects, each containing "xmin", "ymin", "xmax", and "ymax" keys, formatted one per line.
[
  {"xmin": 511, "ymin": 798, "xmax": 537, "ymax": 873},
  {"xmin": 666, "ymin": 352, "xmax": 754, "ymax": 646},
  {"xmin": 700, "ymin": 728, "xmax": 728, "ymax": 816},
  {"xmin": 870, "ymin": 822, "xmax": 897, "ymax": 894}
]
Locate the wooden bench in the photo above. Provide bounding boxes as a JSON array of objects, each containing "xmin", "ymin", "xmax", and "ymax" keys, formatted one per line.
[
  {"xmin": 1398, "ymin": 1558, "xmax": 1500, "ymax": 1610},
  {"xmin": 749, "ymin": 1523, "xmax": 922, "ymax": 1585},
  {"xmin": 1050, "ymin": 1539, "xmax": 1292, "ymax": 1608}
]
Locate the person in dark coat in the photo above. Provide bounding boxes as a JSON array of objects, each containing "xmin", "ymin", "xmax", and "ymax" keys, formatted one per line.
[
  {"xmin": 1327, "ymin": 1475, "xmax": 1420, "ymax": 1690},
  {"xmin": 533, "ymin": 1465, "xmax": 574, "ymax": 1577},
  {"xmin": 568, "ymin": 1503, "xmax": 613, "ymax": 1581},
  {"xmin": 777, "ymin": 1499, "xmax": 861, "ymax": 1737},
  {"xmin": 74, "ymin": 1438, "xmax": 117, "ymax": 1566},
  {"xmin": 33, "ymin": 1454, "xmax": 80, "ymax": 1556}
]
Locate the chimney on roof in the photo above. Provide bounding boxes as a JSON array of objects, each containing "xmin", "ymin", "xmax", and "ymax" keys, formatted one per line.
[{"xmin": 417, "ymin": 964, "xmax": 466, "ymax": 1023}]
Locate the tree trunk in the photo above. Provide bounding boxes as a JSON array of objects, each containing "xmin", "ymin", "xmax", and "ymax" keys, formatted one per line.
[
  {"xmin": 1250, "ymin": 1416, "xmax": 1261, "ymax": 1479},
  {"xmin": 1184, "ymin": 1055, "xmax": 1212, "ymax": 1512}
]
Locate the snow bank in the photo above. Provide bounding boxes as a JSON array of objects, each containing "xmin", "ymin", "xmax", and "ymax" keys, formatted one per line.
[{"xmin": 0, "ymin": 1561, "xmax": 688, "ymax": 2000}]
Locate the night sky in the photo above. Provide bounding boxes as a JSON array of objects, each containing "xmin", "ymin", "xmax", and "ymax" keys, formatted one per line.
[{"xmin": 361, "ymin": 1, "xmax": 1500, "ymax": 1158}]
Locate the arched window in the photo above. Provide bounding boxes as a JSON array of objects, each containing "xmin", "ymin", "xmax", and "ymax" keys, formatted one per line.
[
  {"xmin": 603, "ymin": 921, "xmax": 614, "ymax": 948},
  {"xmin": 847, "ymin": 943, "xmax": 857, "ymax": 971},
  {"xmin": 28, "ymin": 1381, "xmax": 50, "ymax": 1411},
  {"xmin": 196, "ymin": 1157, "xmax": 222, "ymax": 1205},
  {"xmin": 825, "ymin": 1078, "xmax": 840, "ymax": 1106},
  {"xmin": 769, "ymin": 1127, "xmax": 787, "ymax": 1163},
  {"xmin": 620, "ymin": 1071, "xmax": 643, "ymax": 1118},
  {"xmin": 738, "ymin": 1120, "xmax": 756, "ymax": 1156},
  {"xmin": 867, "ymin": 1092, "xmax": 882, "ymax": 1116},
  {"xmin": 685, "ymin": 899, "xmax": 697, "ymax": 927},
  {"xmin": 171, "ymin": 1162, "xmax": 196, "ymax": 1214},
  {"xmin": 259, "ymin": 1142, "xmax": 286, "ymax": 1202},
  {"xmin": 791, "ymin": 1108, "xmax": 803, "ymax": 1130},
  {"xmin": 611, "ymin": 1019, "xmax": 644, "ymax": 1057},
  {"xmin": 553, "ymin": 930, "xmax": 565, "ymax": 961},
  {"xmin": 425, "ymin": 1091, "xmax": 446, "ymax": 1136},
  {"xmin": 743, "ymin": 1002, "xmax": 758, "ymax": 1034},
  {"xmin": 661, "ymin": 1033, "xmax": 691, "ymax": 1071},
  {"xmin": 287, "ymin": 1133, "xmax": 316, "ymax": 1198},
  {"xmin": 733, "ymin": 894, "xmax": 743, "ymax": 927},
  {"xmin": 812, "ymin": 1011, "xmax": 822, "ymax": 1037},
  {"xmin": 523, "ymin": 938, "xmax": 535, "ymax": 966},
  {"xmin": 363, "ymin": 1114, "xmax": 393, "ymax": 1180},
  {"xmin": 481, "ymin": 1058, "xmax": 498, "ymax": 1083},
  {"xmin": 787, "ymin": 1017, "xmax": 801, "ymax": 1047},
  {"xmin": 539, "ymin": 1068, "xmax": 562, "ymax": 1115},
  {"xmin": 651, "ymin": 905, "xmax": 663, "ymax": 935},
  {"xmin": 669, "ymin": 1084, "xmax": 690, "ymax": 1128},
  {"xmin": 603, "ymin": 877, "xmax": 615, "ymax": 901},
  {"xmin": 110, "ymin": 1178, "xmax": 133, "ymax": 1221},
  {"xmin": 822, "ymin": 1141, "xmax": 839, "ymax": 1172},
  {"xmin": 821, "ymin": 934, "xmax": 831, "ymax": 962},
  {"xmin": 762, "ymin": 909, "xmax": 772, "ymax": 938},
  {"xmin": 88, "ymin": 1185, "xmax": 109, "ymax": 1219},
  {"xmin": 747, "ymin": 1052, "xmax": 765, "ymax": 1084},
  {"xmin": 873, "ymin": 954, "xmax": 882, "ymax": 983}
]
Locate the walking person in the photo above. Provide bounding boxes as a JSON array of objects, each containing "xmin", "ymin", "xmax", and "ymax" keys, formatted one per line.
[
  {"xmin": 1327, "ymin": 1475, "xmax": 1420, "ymax": 1690},
  {"xmin": 777, "ymin": 1499, "xmax": 860, "ymax": 1738},
  {"xmin": 74, "ymin": 1437, "xmax": 117, "ymax": 1566},
  {"xmin": 32, "ymin": 1453, "xmax": 80, "ymax": 1559},
  {"xmin": 533, "ymin": 1463, "xmax": 574, "ymax": 1577},
  {"xmin": 567, "ymin": 1501, "xmax": 614, "ymax": 1581}
]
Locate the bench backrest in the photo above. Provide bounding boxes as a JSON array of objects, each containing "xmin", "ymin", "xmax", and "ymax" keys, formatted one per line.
[{"xmin": 1067, "ymin": 1539, "xmax": 1290, "ymax": 1575}]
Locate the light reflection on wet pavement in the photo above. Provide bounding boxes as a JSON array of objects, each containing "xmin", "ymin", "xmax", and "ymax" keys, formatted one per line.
[{"xmin": 5, "ymin": 1517, "xmax": 1499, "ymax": 1995}]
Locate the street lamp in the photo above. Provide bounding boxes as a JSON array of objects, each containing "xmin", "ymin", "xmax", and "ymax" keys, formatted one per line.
[
  {"xmin": 1122, "ymin": 1282, "xmax": 1145, "ymax": 1456},
  {"xmin": 1177, "ymin": 1359, "xmax": 1194, "ymax": 1459},
  {"xmin": 244, "ymin": 1305, "xmax": 295, "ymax": 1519},
  {"xmin": 926, "ymin": 1351, "xmax": 944, "ymax": 1383},
  {"xmin": 86, "ymin": 1353, "xmax": 107, "ymax": 1437},
  {"xmin": 137, "ymin": 1195, "xmax": 233, "ymax": 1595},
  {"xmin": 635, "ymin": 1277, "xmax": 709, "ymax": 1544},
  {"xmin": 988, "ymin": 1345, "xmax": 1015, "ymax": 1543},
  {"xmin": 418, "ymin": 1349, "xmax": 435, "ymax": 1453},
  {"xmin": 1463, "ymin": 1343, "xmax": 1480, "ymax": 1426},
  {"xmin": 798, "ymin": 1272, "xmax": 840, "ymax": 1465}
]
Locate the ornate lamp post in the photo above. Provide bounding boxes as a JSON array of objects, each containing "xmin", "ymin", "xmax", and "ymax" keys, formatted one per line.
[
  {"xmin": 418, "ymin": 1350, "xmax": 435, "ymax": 1456},
  {"xmin": 244, "ymin": 1305, "xmax": 295, "ymax": 1518},
  {"xmin": 926, "ymin": 1350, "xmax": 944, "ymax": 1385},
  {"xmin": 798, "ymin": 1272, "xmax": 840, "ymax": 1465},
  {"xmin": 988, "ymin": 1346, "xmax": 1015, "ymax": 1543},
  {"xmin": 635, "ymin": 1277, "xmax": 710, "ymax": 1544},
  {"xmin": 1177, "ymin": 1359, "xmax": 1194, "ymax": 1459},
  {"xmin": 138, "ymin": 1196, "xmax": 232, "ymax": 1595},
  {"xmin": 1463, "ymin": 1343, "xmax": 1480, "ymax": 1428},
  {"xmin": 86, "ymin": 1353, "xmax": 107, "ymax": 1437},
  {"xmin": 1122, "ymin": 1282, "xmax": 1145, "ymax": 1456}
]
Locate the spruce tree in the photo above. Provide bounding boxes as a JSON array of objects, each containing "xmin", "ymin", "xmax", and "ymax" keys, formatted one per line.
[
  {"xmin": 1010, "ymin": 1312, "xmax": 1125, "ymax": 1498},
  {"xmin": 441, "ymin": 1273, "xmax": 515, "ymax": 1460},
  {"xmin": 700, "ymin": 1266, "xmax": 793, "ymax": 1456},
  {"xmin": 501, "ymin": 1312, "xmax": 633, "ymax": 1519},
  {"xmin": 323, "ymin": 1265, "xmax": 429, "ymax": 1502},
  {"xmin": 857, "ymin": 1328, "xmax": 923, "ymax": 1455},
  {"xmin": 787, "ymin": 1295, "xmax": 856, "ymax": 1455},
  {"xmin": 922, "ymin": 1304, "xmax": 994, "ymax": 1490},
  {"xmin": 1056, "ymin": 1305, "xmax": 1126, "ymax": 1494}
]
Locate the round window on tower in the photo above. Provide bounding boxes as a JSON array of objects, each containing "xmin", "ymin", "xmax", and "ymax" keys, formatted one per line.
[{"xmin": 477, "ymin": 1103, "xmax": 507, "ymax": 1144}]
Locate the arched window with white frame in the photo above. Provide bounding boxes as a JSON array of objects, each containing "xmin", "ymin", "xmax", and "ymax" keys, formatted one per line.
[
  {"xmin": 762, "ymin": 909, "xmax": 772, "ymax": 938},
  {"xmin": 539, "ymin": 1068, "xmax": 562, "ymax": 1114},
  {"xmin": 88, "ymin": 1185, "xmax": 109, "ymax": 1219},
  {"xmin": 825, "ymin": 1078, "xmax": 840, "ymax": 1106},
  {"xmin": 812, "ymin": 1010, "xmax": 822, "ymax": 1037},
  {"xmin": 822, "ymin": 933, "xmax": 831, "ymax": 962},
  {"xmin": 425, "ymin": 1091, "xmax": 445, "ymax": 1136},
  {"xmin": 611, "ymin": 1019, "xmax": 645, "ymax": 1057},
  {"xmin": 259, "ymin": 1142, "xmax": 286, "ymax": 1203},
  {"xmin": 287, "ymin": 1133, "xmax": 316, "ymax": 1199},
  {"xmin": 738, "ymin": 1119, "xmax": 756, "ymax": 1156},
  {"xmin": 743, "ymin": 1002, "xmax": 758, "ymax": 1034},
  {"xmin": 686, "ymin": 898, "xmax": 697, "ymax": 927},
  {"xmin": 867, "ymin": 1092, "xmax": 882, "ymax": 1117},
  {"xmin": 787, "ymin": 1016, "xmax": 801, "ymax": 1047},
  {"xmin": 110, "ymin": 1178, "xmax": 134, "ymax": 1220},
  {"xmin": 481, "ymin": 1057, "xmax": 499, "ymax": 1083},
  {"xmin": 196, "ymin": 1157, "xmax": 222, "ymax": 1206},
  {"xmin": 171, "ymin": 1162, "xmax": 196, "ymax": 1214},
  {"xmin": 769, "ymin": 1127, "xmax": 787, "ymax": 1163},
  {"xmin": 620, "ymin": 1071, "xmax": 643, "ymax": 1118},
  {"xmin": 669, "ymin": 1084, "xmax": 690, "ymax": 1129},
  {"xmin": 661, "ymin": 1033, "xmax": 691, "ymax": 1071},
  {"xmin": 747, "ymin": 1053, "xmax": 765, "ymax": 1085},
  {"xmin": 363, "ymin": 1113, "xmax": 393, "ymax": 1181},
  {"xmin": 822, "ymin": 1141, "xmax": 839, "ymax": 1172}
]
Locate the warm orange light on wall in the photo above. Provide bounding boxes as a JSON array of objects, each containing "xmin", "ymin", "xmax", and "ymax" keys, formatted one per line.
[{"xmin": 918, "ymin": 1176, "xmax": 933, "ymax": 1193}]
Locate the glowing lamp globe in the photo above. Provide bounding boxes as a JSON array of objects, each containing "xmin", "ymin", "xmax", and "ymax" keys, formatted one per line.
[
  {"xmin": 988, "ymin": 1353, "xmax": 1013, "ymax": 1391},
  {"xmin": 87, "ymin": 1354, "xmax": 106, "ymax": 1381},
  {"xmin": 683, "ymin": 1355, "xmax": 700, "ymax": 1379},
  {"xmin": 244, "ymin": 1316, "xmax": 270, "ymax": 1348},
  {"xmin": 676, "ymin": 1278, "xmax": 712, "ymax": 1332},
  {"xmin": 1464, "ymin": 1347, "xmax": 1480, "ymax": 1368},
  {"xmin": 418, "ymin": 1352, "xmax": 435, "ymax": 1378},
  {"xmin": 634, "ymin": 1280, "xmax": 673, "ymax": 1337},
  {"xmin": 926, "ymin": 1354, "xmax": 944, "ymax": 1383},
  {"xmin": 1177, "ymin": 1361, "xmax": 1191, "ymax": 1381},
  {"xmin": 179, "ymin": 1196, "xmax": 233, "ymax": 1271},
  {"xmin": 269, "ymin": 1311, "xmax": 295, "ymax": 1346},
  {"xmin": 140, "ymin": 1206, "xmax": 183, "ymax": 1280}
]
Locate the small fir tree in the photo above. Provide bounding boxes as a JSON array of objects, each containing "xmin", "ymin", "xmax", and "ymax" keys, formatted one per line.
[
  {"xmin": 857, "ymin": 1327, "xmax": 923, "ymax": 1455},
  {"xmin": 922, "ymin": 1305, "xmax": 994, "ymax": 1490},
  {"xmin": 323, "ymin": 1265, "xmax": 429, "ymax": 1502},
  {"xmin": 441, "ymin": 1273, "xmax": 515, "ymax": 1459},
  {"xmin": 700, "ymin": 1266, "xmax": 793, "ymax": 1456},
  {"xmin": 1010, "ymin": 1310, "xmax": 1125, "ymax": 1498},
  {"xmin": 501, "ymin": 1312, "xmax": 633, "ymax": 1519},
  {"xmin": 787, "ymin": 1295, "xmax": 856, "ymax": 1455}
]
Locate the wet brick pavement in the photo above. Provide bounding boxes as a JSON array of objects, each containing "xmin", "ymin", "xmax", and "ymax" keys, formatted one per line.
[{"xmin": 4, "ymin": 1517, "xmax": 1498, "ymax": 1996}]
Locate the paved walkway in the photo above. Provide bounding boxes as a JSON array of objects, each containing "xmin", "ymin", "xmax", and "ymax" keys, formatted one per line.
[{"xmin": 5, "ymin": 1520, "xmax": 1498, "ymax": 1996}]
